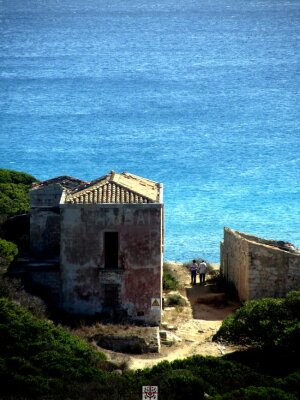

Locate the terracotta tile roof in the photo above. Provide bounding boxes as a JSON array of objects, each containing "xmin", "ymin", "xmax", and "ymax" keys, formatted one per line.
[
  {"xmin": 31, "ymin": 176, "xmax": 88, "ymax": 190},
  {"xmin": 66, "ymin": 171, "xmax": 162, "ymax": 204}
]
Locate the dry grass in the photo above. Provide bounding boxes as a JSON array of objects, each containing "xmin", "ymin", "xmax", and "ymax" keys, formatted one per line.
[{"xmin": 73, "ymin": 322, "xmax": 157, "ymax": 341}]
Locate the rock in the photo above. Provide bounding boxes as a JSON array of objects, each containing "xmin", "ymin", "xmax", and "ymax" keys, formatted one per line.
[
  {"xmin": 160, "ymin": 331, "xmax": 182, "ymax": 346},
  {"xmin": 167, "ymin": 325, "xmax": 177, "ymax": 331},
  {"xmin": 112, "ymin": 369, "xmax": 122, "ymax": 375}
]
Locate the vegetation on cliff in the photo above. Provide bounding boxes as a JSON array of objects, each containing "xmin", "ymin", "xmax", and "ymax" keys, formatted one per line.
[
  {"xmin": 0, "ymin": 298, "xmax": 107, "ymax": 398},
  {"xmin": 0, "ymin": 168, "xmax": 37, "ymax": 217},
  {"xmin": 0, "ymin": 168, "xmax": 299, "ymax": 399},
  {"xmin": 163, "ymin": 262, "xmax": 179, "ymax": 290},
  {"xmin": 0, "ymin": 238, "xmax": 18, "ymax": 271},
  {"xmin": 0, "ymin": 293, "xmax": 299, "ymax": 399},
  {"xmin": 213, "ymin": 291, "xmax": 300, "ymax": 351}
]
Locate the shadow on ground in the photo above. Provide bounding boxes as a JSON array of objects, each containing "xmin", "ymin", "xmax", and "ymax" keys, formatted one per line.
[{"xmin": 186, "ymin": 281, "xmax": 238, "ymax": 321}]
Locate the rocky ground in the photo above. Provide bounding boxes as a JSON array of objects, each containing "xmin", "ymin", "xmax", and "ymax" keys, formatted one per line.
[{"xmin": 103, "ymin": 263, "xmax": 241, "ymax": 370}]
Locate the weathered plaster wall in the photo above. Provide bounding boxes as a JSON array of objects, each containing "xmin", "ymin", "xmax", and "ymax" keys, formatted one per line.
[
  {"xmin": 30, "ymin": 207, "xmax": 61, "ymax": 256},
  {"xmin": 30, "ymin": 184, "xmax": 64, "ymax": 207},
  {"xmin": 28, "ymin": 268, "xmax": 62, "ymax": 305},
  {"xmin": 30, "ymin": 184, "xmax": 64, "ymax": 255},
  {"xmin": 60, "ymin": 204, "xmax": 163, "ymax": 324},
  {"xmin": 221, "ymin": 228, "xmax": 300, "ymax": 301}
]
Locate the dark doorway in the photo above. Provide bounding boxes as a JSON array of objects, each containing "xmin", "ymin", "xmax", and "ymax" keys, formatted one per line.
[
  {"xmin": 104, "ymin": 284, "xmax": 119, "ymax": 307},
  {"xmin": 104, "ymin": 232, "xmax": 119, "ymax": 269}
]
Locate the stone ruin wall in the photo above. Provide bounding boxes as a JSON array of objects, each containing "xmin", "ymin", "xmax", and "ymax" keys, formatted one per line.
[
  {"xmin": 221, "ymin": 228, "xmax": 250, "ymax": 300},
  {"xmin": 245, "ymin": 232, "xmax": 300, "ymax": 299},
  {"xmin": 221, "ymin": 228, "xmax": 300, "ymax": 301}
]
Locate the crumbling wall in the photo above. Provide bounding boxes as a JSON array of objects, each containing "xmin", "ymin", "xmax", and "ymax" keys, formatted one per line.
[
  {"xmin": 249, "ymin": 241, "xmax": 300, "ymax": 299},
  {"xmin": 221, "ymin": 228, "xmax": 300, "ymax": 301},
  {"xmin": 60, "ymin": 204, "xmax": 163, "ymax": 325},
  {"xmin": 287, "ymin": 256, "xmax": 300, "ymax": 292},
  {"xmin": 92, "ymin": 326, "xmax": 160, "ymax": 354},
  {"xmin": 221, "ymin": 228, "xmax": 249, "ymax": 300}
]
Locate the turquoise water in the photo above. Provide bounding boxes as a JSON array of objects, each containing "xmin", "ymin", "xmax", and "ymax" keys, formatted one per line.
[{"xmin": 0, "ymin": 0, "xmax": 299, "ymax": 262}]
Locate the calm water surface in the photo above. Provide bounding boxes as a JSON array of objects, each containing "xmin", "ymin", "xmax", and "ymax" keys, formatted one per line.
[{"xmin": 0, "ymin": 0, "xmax": 299, "ymax": 261}]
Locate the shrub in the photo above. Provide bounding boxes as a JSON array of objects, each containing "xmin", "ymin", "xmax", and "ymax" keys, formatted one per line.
[
  {"xmin": 224, "ymin": 347, "xmax": 299, "ymax": 378},
  {"xmin": 163, "ymin": 264, "xmax": 178, "ymax": 290},
  {"xmin": 0, "ymin": 298, "xmax": 107, "ymax": 397},
  {"xmin": 151, "ymin": 369, "xmax": 205, "ymax": 400},
  {"xmin": 166, "ymin": 356, "xmax": 275, "ymax": 395},
  {"xmin": 0, "ymin": 169, "xmax": 37, "ymax": 185},
  {"xmin": 164, "ymin": 293, "xmax": 186, "ymax": 307},
  {"xmin": 0, "ymin": 276, "xmax": 47, "ymax": 318},
  {"xmin": 0, "ymin": 238, "xmax": 18, "ymax": 270},
  {"xmin": 0, "ymin": 169, "xmax": 38, "ymax": 218},
  {"xmin": 280, "ymin": 370, "xmax": 300, "ymax": 399},
  {"xmin": 215, "ymin": 386, "xmax": 297, "ymax": 400},
  {"xmin": 0, "ymin": 183, "xmax": 32, "ymax": 217},
  {"xmin": 213, "ymin": 291, "xmax": 300, "ymax": 350}
]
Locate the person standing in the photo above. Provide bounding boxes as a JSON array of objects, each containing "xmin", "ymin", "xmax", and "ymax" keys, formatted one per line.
[
  {"xmin": 198, "ymin": 260, "xmax": 207, "ymax": 285},
  {"xmin": 190, "ymin": 260, "xmax": 198, "ymax": 285}
]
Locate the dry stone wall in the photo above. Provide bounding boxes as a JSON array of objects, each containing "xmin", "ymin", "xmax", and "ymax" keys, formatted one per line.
[
  {"xmin": 221, "ymin": 228, "xmax": 250, "ymax": 300},
  {"xmin": 221, "ymin": 228, "xmax": 300, "ymax": 301}
]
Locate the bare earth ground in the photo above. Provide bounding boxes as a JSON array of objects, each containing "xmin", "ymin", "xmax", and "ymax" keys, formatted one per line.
[{"xmin": 102, "ymin": 263, "xmax": 241, "ymax": 370}]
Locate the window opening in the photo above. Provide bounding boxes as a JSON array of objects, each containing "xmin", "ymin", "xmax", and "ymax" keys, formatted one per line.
[{"xmin": 104, "ymin": 232, "xmax": 119, "ymax": 269}]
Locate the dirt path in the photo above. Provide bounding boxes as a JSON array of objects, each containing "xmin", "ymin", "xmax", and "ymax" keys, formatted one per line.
[{"xmin": 108, "ymin": 263, "xmax": 240, "ymax": 370}]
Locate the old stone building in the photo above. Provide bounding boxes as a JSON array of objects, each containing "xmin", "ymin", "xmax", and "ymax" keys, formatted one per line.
[
  {"xmin": 30, "ymin": 171, "xmax": 164, "ymax": 325},
  {"xmin": 221, "ymin": 228, "xmax": 300, "ymax": 301}
]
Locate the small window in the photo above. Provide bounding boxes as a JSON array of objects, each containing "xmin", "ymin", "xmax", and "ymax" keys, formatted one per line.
[
  {"xmin": 104, "ymin": 232, "xmax": 119, "ymax": 269},
  {"xmin": 104, "ymin": 284, "xmax": 119, "ymax": 307}
]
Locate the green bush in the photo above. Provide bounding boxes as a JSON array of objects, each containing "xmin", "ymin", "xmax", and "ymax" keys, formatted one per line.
[
  {"xmin": 135, "ymin": 356, "xmax": 277, "ymax": 397},
  {"xmin": 224, "ymin": 347, "xmax": 299, "ymax": 378},
  {"xmin": 0, "ymin": 298, "xmax": 107, "ymax": 397},
  {"xmin": 164, "ymin": 293, "xmax": 185, "ymax": 307},
  {"xmin": 0, "ymin": 238, "xmax": 18, "ymax": 270},
  {"xmin": 0, "ymin": 169, "xmax": 37, "ymax": 185},
  {"xmin": 216, "ymin": 386, "xmax": 297, "ymax": 400},
  {"xmin": 280, "ymin": 370, "xmax": 300, "ymax": 399},
  {"xmin": 0, "ymin": 169, "xmax": 38, "ymax": 218},
  {"xmin": 1, "ymin": 291, "xmax": 300, "ymax": 399},
  {"xmin": 213, "ymin": 291, "xmax": 300, "ymax": 350},
  {"xmin": 163, "ymin": 265, "xmax": 178, "ymax": 290},
  {"xmin": 0, "ymin": 183, "xmax": 32, "ymax": 217},
  {"xmin": 0, "ymin": 276, "xmax": 47, "ymax": 318},
  {"xmin": 149, "ymin": 369, "xmax": 205, "ymax": 400}
]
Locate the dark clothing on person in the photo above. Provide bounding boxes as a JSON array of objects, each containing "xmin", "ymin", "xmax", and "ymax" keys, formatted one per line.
[
  {"xmin": 190, "ymin": 261, "xmax": 198, "ymax": 285},
  {"xmin": 199, "ymin": 273, "xmax": 205, "ymax": 284},
  {"xmin": 191, "ymin": 270, "xmax": 197, "ymax": 285}
]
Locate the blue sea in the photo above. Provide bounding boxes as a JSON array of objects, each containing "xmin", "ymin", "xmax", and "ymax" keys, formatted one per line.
[{"xmin": 0, "ymin": 0, "xmax": 299, "ymax": 262}]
